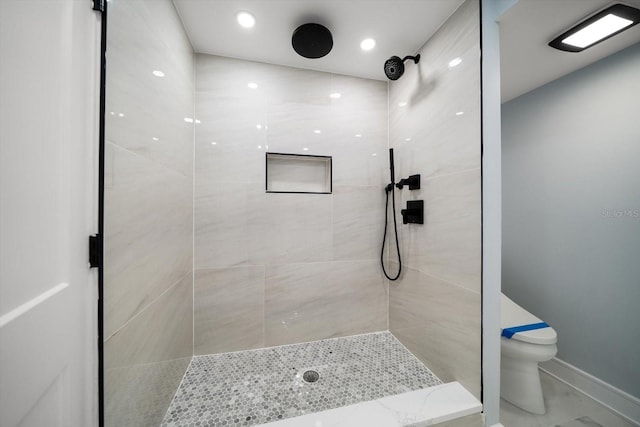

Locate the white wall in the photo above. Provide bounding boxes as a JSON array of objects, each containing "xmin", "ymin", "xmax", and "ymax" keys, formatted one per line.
[{"xmin": 502, "ymin": 43, "xmax": 640, "ymax": 399}]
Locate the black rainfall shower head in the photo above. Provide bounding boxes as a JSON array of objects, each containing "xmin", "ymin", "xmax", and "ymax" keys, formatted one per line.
[
  {"xmin": 384, "ymin": 56, "xmax": 404, "ymax": 81},
  {"xmin": 384, "ymin": 54, "xmax": 421, "ymax": 80},
  {"xmin": 292, "ymin": 23, "xmax": 333, "ymax": 59}
]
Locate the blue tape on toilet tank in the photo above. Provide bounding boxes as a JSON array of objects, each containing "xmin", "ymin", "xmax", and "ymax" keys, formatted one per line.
[{"xmin": 501, "ymin": 322, "xmax": 549, "ymax": 338}]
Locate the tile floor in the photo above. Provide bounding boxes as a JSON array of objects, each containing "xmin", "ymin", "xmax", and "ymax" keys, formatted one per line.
[
  {"xmin": 500, "ymin": 371, "xmax": 637, "ymax": 427},
  {"xmin": 161, "ymin": 331, "xmax": 442, "ymax": 427}
]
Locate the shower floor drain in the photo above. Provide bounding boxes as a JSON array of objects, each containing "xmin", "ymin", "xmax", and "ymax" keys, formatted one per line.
[{"xmin": 302, "ymin": 370, "xmax": 320, "ymax": 383}]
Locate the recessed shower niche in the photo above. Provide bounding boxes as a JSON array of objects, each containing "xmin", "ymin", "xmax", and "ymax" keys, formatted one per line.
[{"xmin": 266, "ymin": 152, "xmax": 332, "ymax": 194}]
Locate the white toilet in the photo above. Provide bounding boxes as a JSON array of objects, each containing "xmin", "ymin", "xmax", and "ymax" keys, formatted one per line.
[{"xmin": 500, "ymin": 293, "xmax": 557, "ymax": 414}]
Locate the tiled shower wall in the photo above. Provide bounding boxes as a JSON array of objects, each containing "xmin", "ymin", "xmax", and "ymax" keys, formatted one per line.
[
  {"xmin": 194, "ymin": 55, "xmax": 388, "ymax": 354},
  {"xmin": 103, "ymin": 0, "xmax": 194, "ymax": 426},
  {"xmin": 388, "ymin": 0, "xmax": 482, "ymax": 398}
]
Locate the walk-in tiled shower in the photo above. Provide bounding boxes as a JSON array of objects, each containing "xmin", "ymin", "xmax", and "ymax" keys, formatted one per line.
[{"xmin": 103, "ymin": 0, "xmax": 482, "ymax": 426}]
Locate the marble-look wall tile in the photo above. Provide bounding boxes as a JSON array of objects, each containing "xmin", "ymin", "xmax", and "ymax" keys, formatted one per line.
[
  {"xmin": 195, "ymin": 93, "xmax": 266, "ymax": 185},
  {"xmin": 196, "ymin": 54, "xmax": 328, "ymax": 103},
  {"xmin": 104, "ymin": 0, "xmax": 194, "ymax": 425},
  {"xmin": 194, "ymin": 266, "xmax": 265, "ymax": 355},
  {"xmin": 105, "ymin": 272, "xmax": 193, "ymax": 369},
  {"xmin": 105, "ymin": 142, "xmax": 193, "ymax": 338},
  {"xmin": 194, "ymin": 180, "xmax": 249, "ymax": 269},
  {"xmin": 104, "ymin": 273, "xmax": 192, "ymax": 426},
  {"xmin": 389, "ymin": 0, "xmax": 480, "ymax": 182},
  {"xmin": 257, "ymin": 192, "xmax": 333, "ymax": 264},
  {"xmin": 106, "ymin": 0, "xmax": 194, "ymax": 177},
  {"xmin": 195, "ymin": 182, "xmax": 335, "ymax": 269},
  {"xmin": 388, "ymin": 0, "xmax": 481, "ymax": 400},
  {"xmin": 399, "ymin": 169, "xmax": 481, "ymax": 292},
  {"xmin": 333, "ymin": 185, "xmax": 386, "ymax": 261},
  {"xmin": 194, "ymin": 54, "xmax": 388, "ymax": 350},
  {"xmin": 330, "ymin": 75, "xmax": 388, "ymax": 188},
  {"xmin": 390, "ymin": 266, "xmax": 481, "ymax": 398},
  {"xmin": 265, "ymin": 260, "xmax": 387, "ymax": 346}
]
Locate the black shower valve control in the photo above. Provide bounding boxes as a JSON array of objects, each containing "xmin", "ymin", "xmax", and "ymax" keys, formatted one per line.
[
  {"xmin": 396, "ymin": 174, "xmax": 420, "ymax": 190},
  {"xmin": 401, "ymin": 200, "xmax": 424, "ymax": 225}
]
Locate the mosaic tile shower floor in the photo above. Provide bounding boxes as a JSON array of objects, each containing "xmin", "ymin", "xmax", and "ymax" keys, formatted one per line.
[{"xmin": 160, "ymin": 332, "xmax": 442, "ymax": 427}]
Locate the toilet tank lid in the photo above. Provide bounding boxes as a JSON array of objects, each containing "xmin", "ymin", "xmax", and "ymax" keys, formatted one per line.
[{"xmin": 501, "ymin": 294, "xmax": 557, "ymax": 345}]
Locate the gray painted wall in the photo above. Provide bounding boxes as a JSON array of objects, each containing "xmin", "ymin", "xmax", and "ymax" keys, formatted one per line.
[{"xmin": 502, "ymin": 43, "xmax": 640, "ymax": 398}]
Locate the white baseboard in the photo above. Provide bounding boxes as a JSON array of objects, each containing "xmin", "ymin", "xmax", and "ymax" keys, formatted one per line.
[
  {"xmin": 540, "ymin": 357, "xmax": 640, "ymax": 426},
  {"xmin": 488, "ymin": 424, "xmax": 504, "ymax": 427}
]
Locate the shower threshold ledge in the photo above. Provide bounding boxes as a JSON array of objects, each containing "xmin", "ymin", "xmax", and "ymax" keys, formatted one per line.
[{"xmin": 258, "ymin": 382, "xmax": 481, "ymax": 427}]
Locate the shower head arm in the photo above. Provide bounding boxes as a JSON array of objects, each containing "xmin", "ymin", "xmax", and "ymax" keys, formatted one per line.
[{"xmin": 401, "ymin": 54, "xmax": 421, "ymax": 64}]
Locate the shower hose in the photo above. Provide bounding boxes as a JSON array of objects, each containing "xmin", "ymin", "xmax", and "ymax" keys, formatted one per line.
[{"xmin": 381, "ymin": 183, "xmax": 402, "ymax": 281}]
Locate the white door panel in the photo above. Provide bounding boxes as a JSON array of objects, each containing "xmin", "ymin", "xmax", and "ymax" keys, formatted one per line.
[
  {"xmin": 0, "ymin": 0, "xmax": 100, "ymax": 426},
  {"xmin": 1, "ymin": 284, "xmax": 71, "ymax": 427}
]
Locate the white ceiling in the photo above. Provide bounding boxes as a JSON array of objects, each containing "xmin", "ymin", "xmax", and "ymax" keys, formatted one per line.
[
  {"xmin": 500, "ymin": 0, "xmax": 640, "ymax": 102},
  {"xmin": 172, "ymin": 0, "xmax": 465, "ymax": 81},
  {"xmin": 173, "ymin": 0, "xmax": 640, "ymax": 99}
]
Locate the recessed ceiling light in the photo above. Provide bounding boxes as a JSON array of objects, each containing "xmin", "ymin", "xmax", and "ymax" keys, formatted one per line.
[
  {"xmin": 152, "ymin": 137, "xmax": 159, "ymax": 141},
  {"xmin": 184, "ymin": 117, "xmax": 193, "ymax": 123},
  {"xmin": 448, "ymin": 57, "xmax": 462, "ymax": 68},
  {"xmin": 303, "ymin": 147, "xmax": 309, "ymax": 151},
  {"xmin": 152, "ymin": 70, "xmax": 165, "ymax": 77},
  {"xmin": 398, "ymin": 101, "xmax": 407, "ymax": 107},
  {"xmin": 256, "ymin": 124, "xmax": 262, "ymax": 130},
  {"xmin": 118, "ymin": 113, "xmax": 124, "ymax": 117},
  {"xmin": 236, "ymin": 11, "xmax": 255, "ymax": 28},
  {"xmin": 372, "ymin": 153, "xmax": 377, "ymax": 157},
  {"xmin": 329, "ymin": 92, "xmax": 341, "ymax": 99},
  {"xmin": 248, "ymin": 82, "xmax": 258, "ymax": 89},
  {"xmin": 360, "ymin": 38, "xmax": 376, "ymax": 51},
  {"xmin": 405, "ymin": 137, "xmax": 412, "ymax": 142},
  {"xmin": 355, "ymin": 134, "xmax": 362, "ymax": 138},
  {"xmin": 456, "ymin": 111, "xmax": 464, "ymax": 116},
  {"xmin": 211, "ymin": 141, "xmax": 217, "ymax": 145},
  {"xmin": 314, "ymin": 129, "xmax": 321, "ymax": 134},
  {"xmin": 549, "ymin": 4, "xmax": 640, "ymax": 52}
]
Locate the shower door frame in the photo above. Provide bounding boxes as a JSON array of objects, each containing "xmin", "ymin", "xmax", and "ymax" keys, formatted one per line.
[{"xmin": 95, "ymin": 0, "xmax": 107, "ymax": 426}]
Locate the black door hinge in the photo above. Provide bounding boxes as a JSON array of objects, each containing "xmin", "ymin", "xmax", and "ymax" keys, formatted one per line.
[
  {"xmin": 92, "ymin": 0, "xmax": 105, "ymax": 12},
  {"xmin": 89, "ymin": 234, "xmax": 102, "ymax": 268}
]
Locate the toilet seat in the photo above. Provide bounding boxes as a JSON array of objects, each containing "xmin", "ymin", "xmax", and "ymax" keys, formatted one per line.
[{"xmin": 501, "ymin": 294, "xmax": 557, "ymax": 345}]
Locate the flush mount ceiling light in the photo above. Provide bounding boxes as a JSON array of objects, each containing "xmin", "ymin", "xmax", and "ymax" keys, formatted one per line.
[
  {"xmin": 549, "ymin": 4, "xmax": 640, "ymax": 52},
  {"xmin": 236, "ymin": 11, "xmax": 255, "ymax": 28}
]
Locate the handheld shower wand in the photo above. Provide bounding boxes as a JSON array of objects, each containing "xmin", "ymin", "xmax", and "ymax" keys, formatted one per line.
[
  {"xmin": 386, "ymin": 149, "xmax": 395, "ymax": 193},
  {"xmin": 381, "ymin": 148, "xmax": 402, "ymax": 281}
]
